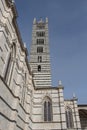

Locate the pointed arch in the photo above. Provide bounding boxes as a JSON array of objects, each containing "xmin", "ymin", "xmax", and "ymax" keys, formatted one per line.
[
  {"xmin": 65, "ymin": 106, "xmax": 74, "ymax": 129},
  {"xmin": 11, "ymin": 42, "xmax": 16, "ymax": 59},
  {"xmin": 43, "ymin": 96, "xmax": 52, "ymax": 122},
  {"xmin": 38, "ymin": 56, "xmax": 42, "ymax": 62},
  {"xmin": 38, "ymin": 65, "xmax": 41, "ymax": 71},
  {"xmin": 4, "ymin": 43, "xmax": 16, "ymax": 85}
]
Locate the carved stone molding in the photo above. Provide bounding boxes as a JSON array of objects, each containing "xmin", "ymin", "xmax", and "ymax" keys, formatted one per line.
[{"xmin": 0, "ymin": 20, "xmax": 5, "ymax": 27}]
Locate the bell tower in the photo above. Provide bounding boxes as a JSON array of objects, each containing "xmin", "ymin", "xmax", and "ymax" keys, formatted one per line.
[{"xmin": 29, "ymin": 18, "xmax": 52, "ymax": 88}]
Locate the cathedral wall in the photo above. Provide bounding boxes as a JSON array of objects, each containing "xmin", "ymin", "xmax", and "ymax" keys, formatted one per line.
[
  {"xmin": 32, "ymin": 122, "xmax": 61, "ymax": 130},
  {"xmin": 0, "ymin": 0, "xmax": 33, "ymax": 130},
  {"xmin": 31, "ymin": 87, "xmax": 67, "ymax": 130},
  {"xmin": 64, "ymin": 100, "xmax": 81, "ymax": 130},
  {"xmin": 0, "ymin": 77, "xmax": 18, "ymax": 130}
]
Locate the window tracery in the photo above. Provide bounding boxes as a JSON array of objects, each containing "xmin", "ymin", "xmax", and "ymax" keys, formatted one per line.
[
  {"xmin": 65, "ymin": 107, "xmax": 74, "ymax": 129},
  {"xmin": 43, "ymin": 97, "xmax": 52, "ymax": 122}
]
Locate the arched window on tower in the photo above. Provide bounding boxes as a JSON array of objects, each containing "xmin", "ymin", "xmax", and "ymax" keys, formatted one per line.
[
  {"xmin": 36, "ymin": 32, "xmax": 45, "ymax": 37},
  {"xmin": 43, "ymin": 97, "xmax": 52, "ymax": 122},
  {"xmin": 37, "ymin": 47, "xmax": 43, "ymax": 53},
  {"xmin": 38, "ymin": 56, "xmax": 42, "ymax": 62},
  {"xmin": 38, "ymin": 65, "xmax": 41, "ymax": 72},
  {"xmin": 65, "ymin": 107, "xmax": 74, "ymax": 129},
  {"xmin": 37, "ymin": 39, "xmax": 44, "ymax": 44}
]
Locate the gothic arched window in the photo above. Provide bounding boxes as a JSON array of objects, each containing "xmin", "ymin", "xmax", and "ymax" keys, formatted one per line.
[
  {"xmin": 4, "ymin": 43, "xmax": 16, "ymax": 85},
  {"xmin": 4, "ymin": 52, "xmax": 11, "ymax": 82},
  {"xmin": 65, "ymin": 107, "xmax": 74, "ymax": 129},
  {"xmin": 21, "ymin": 74, "xmax": 26, "ymax": 106},
  {"xmin": 44, "ymin": 97, "xmax": 52, "ymax": 122}
]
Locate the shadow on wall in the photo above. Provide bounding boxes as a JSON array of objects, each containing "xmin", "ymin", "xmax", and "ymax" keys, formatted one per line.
[{"xmin": 79, "ymin": 109, "xmax": 87, "ymax": 130}]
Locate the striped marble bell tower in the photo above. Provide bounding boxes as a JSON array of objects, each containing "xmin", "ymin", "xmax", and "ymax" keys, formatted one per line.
[{"xmin": 29, "ymin": 18, "xmax": 52, "ymax": 88}]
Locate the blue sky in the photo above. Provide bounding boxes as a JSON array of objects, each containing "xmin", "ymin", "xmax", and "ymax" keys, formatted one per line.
[{"xmin": 15, "ymin": 0, "xmax": 87, "ymax": 104}]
